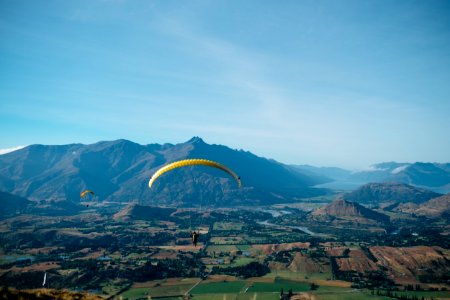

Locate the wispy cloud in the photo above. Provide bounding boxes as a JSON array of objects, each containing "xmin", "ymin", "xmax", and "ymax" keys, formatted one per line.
[
  {"xmin": 156, "ymin": 17, "xmax": 288, "ymax": 123},
  {"xmin": 0, "ymin": 145, "xmax": 26, "ymax": 155}
]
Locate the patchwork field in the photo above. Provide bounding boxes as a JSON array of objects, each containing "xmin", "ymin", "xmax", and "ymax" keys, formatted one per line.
[
  {"xmin": 191, "ymin": 281, "xmax": 246, "ymax": 294},
  {"xmin": 213, "ymin": 222, "xmax": 244, "ymax": 231},
  {"xmin": 251, "ymin": 242, "xmax": 310, "ymax": 255},
  {"xmin": 288, "ymin": 253, "xmax": 330, "ymax": 274},
  {"xmin": 336, "ymin": 249, "xmax": 377, "ymax": 272},
  {"xmin": 369, "ymin": 246, "xmax": 450, "ymax": 284}
]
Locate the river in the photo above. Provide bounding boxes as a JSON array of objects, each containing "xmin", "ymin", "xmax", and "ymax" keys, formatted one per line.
[
  {"xmin": 257, "ymin": 209, "xmax": 317, "ymax": 236},
  {"xmin": 257, "ymin": 219, "xmax": 317, "ymax": 236}
]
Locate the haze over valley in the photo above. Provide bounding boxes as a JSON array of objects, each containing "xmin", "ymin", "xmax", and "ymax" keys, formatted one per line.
[
  {"xmin": 1, "ymin": 0, "xmax": 450, "ymax": 299},
  {"xmin": 1, "ymin": 138, "xmax": 449, "ymax": 300}
]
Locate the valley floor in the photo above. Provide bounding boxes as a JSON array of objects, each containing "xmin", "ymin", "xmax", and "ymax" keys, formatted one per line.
[{"xmin": 0, "ymin": 204, "xmax": 449, "ymax": 299}]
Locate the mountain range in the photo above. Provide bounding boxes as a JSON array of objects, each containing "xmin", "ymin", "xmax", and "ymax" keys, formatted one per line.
[
  {"xmin": 0, "ymin": 137, "xmax": 327, "ymax": 206},
  {"xmin": 298, "ymin": 162, "xmax": 450, "ymax": 193},
  {"xmin": 1, "ymin": 137, "xmax": 449, "ymax": 208}
]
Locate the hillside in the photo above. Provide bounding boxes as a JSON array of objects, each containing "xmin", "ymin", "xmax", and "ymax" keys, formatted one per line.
[
  {"xmin": 0, "ymin": 288, "xmax": 103, "ymax": 300},
  {"xmin": 0, "ymin": 137, "xmax": 325, "ymax": 206},
  {"xmin": 0, "ymin": 191, "xmax": 32, "ymax": 218},
  {"xmin": 395, "ymin": 194, "xmax": 450, "ymax": 218},
  {"xmin": 311, "ymin": 198, "xmax": 389, "ymax": 223},
  {"xmin": 415, "ymin": 194, "xmax": 450, "ymax": 218},
  {"xmin": 342, "ymin": 182, "xmax": 440, "ymax": 206},
  {"xmin": 113, "ymin": 204, "xmax": 176, "ymax": 221}
]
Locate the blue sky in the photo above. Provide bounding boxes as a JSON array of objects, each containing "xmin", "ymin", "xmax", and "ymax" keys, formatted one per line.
[{"xmin": 1, "ymin": 0, "xmax": 449, "ymax": 168}]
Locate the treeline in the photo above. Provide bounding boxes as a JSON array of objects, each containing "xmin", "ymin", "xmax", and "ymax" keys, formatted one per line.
[
  {"xmin": 0, "ymin": 229, "xmax": 178, "ymax": 253},
  {"xmin": 372, "ymin": 289, "xmax": 438, "ymax": 300},
  {"xmin": 211, "ymin": 262, "xmax": 270, "ymax": 278},
  {"xmin": 0, "ymin": 255, "xmax": 204, "ymax": 290}
]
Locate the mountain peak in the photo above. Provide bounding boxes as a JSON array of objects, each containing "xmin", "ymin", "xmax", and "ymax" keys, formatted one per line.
[
  {"xmin": 312, "ymin": 198, "xmax": 389, "ymax": 223},
  {"xmin": 187, "ymin": 136, "xmax": 206, "ymax": 144}
]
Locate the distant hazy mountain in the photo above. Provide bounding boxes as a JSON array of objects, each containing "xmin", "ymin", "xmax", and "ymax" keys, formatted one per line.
[
  {"xmin": 342, "ymin": 182, "xmax": 441, "ymax": 207},
  {"xmin": 295, "ymin": 162, "xmax": 450, "ymax": 193},
  {"xmin": 347, "ymin": 162, "xmax": 450, "ymax": 193},
  {"xmin": 0, "ymin": 137, "xmax": 326, "ymax": 206},
  {"xmin": 311, "ymin": 198, "xmax": 389, "ymax": 223},
  {"xmin": 291, "ymin": 165, "xmax": 351, "ymax": 181}
]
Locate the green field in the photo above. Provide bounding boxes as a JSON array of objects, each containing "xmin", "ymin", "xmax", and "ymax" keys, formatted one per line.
[
  {"xmin": 213, "ymin": 222, "xmax": 244, "ymax": 231},
  {"xmin": 119, "ymin": 282, "xmax": 197, "ymax": 299},
  {"xmin": 191, "ymin": 281, "xmax": 246, "ymax": 294},
  {"xmin": 210, "ymin": 236, "xmax": 245, "ymax": 244},
  {"xmin": 101, "ymin": 280, "xmax": 130, "ymax": 296},
  {"xmin": 149, "ymin": 283, "xmax": 196, "ymax": 297},
  {"xmin": 311, "ymin": 288, "xmax": 412, "ymax": 300},
  {"xmin": 216, "ymin": 257, "xmax": 255, "ymax": 268},
  {"xmin": 236, "ymin": 294, "xmax": 280, "ymax": 300},
  {"xmin": 119, "ymin": 287, "xmax": 150, "ymax": 299},
  {"xmin": 115, "ymin": 281, "xmax": 450, "ymax": 300},
  {"xmin": 266, "ymin": 270, "xmax": 332, "ymax": 281},
  {"xmin": 191, "ymin": 294, "xmax": 238, "ymax": 300},
  {"xmin": 236, "ymin": 244, "xmax": 252, "ymax": 251},
  {"xmin": 207, "ymin": 245, "xmax": 239, "ymax": 253},
  {"xmin": 192, "ymin": 293, "xmax": 280, "ymax": 300},
  {"xmin": 246, "ymin": 278, "xmax": 310, "ymax": 293}
]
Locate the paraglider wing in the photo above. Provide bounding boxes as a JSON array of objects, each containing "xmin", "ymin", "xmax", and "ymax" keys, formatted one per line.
[
  {"xmin": 80, "ymin": 189, "xmax": 95, "ymax": 207},
  {"xmin": 80, "ymin": 189, "xmax": 95, "ymax": 198},
  {"xmin": 148, "ymin": 159, "xmax": 241, "ymax": 189}
]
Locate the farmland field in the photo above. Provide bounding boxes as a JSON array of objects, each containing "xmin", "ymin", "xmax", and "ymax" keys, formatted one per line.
[
  {"xmin": 216, "ymin": 257, "xmax": 255, "ymax": 268},
  {"xmin": 191, "ymin": 294, "xmax": 238, "ymax": 300},
  {"xmin": 119, "ymin": 287, "xmax": 150, "ymax": 299},
  {"xmin": 191, "ymin": 281, "xmax": 246, "ymax": 294},
  {"xmin": 191, "ymin": 293, "xmax": 280, "ymax": 300},
  {"xmin": 214, "ymin": 222, "xmax": 244, "ymax": 231},
  {"xmin": 207, "ymin": 245, "xmax": 239, "ymax": 253},
  {"xmin": 246, "ymin": 278, "xmax": 310, "ymax": 293}
]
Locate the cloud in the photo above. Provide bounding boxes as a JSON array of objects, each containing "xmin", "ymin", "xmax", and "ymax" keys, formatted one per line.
[
  {"xmin": 0, "ymin": 145, "xmax": 26, "ymax": 155},
  {"xmin": 157, "ymin": 17, "xmax": 288, "ymax": 123}
]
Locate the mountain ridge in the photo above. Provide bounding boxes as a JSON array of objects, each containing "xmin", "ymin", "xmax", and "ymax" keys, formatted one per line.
[
  {"xmin": 342, "ymin": 182, "xmax": 441, "ymax": 207},
  {"xmin": 0, "ymin": 137, "xmax": 326, "ymax": 206},
  {"xmin": 394, "ymin": 193, "xmax": 450, "ymax": 218},
  {"xmin": 311, "ymin": 198, "xmax": 389, "ymax": 223}
]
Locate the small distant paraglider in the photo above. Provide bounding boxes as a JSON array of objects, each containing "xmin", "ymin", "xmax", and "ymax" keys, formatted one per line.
[{"xmin": 80, "ymin": 189, "xmax": 95, "ymax": 207}]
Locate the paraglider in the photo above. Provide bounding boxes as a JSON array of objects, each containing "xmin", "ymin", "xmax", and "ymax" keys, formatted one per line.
[
  {"xmin": 148, "ymin": 158, "xmax": 241, "ymax": 249},
  {"xmin": 148, "ymin": 158, "xmax": 241, "ymax": 189},
  {"xmin": 191, "ymin": 231, "xmax": 200, "ymax": 247},
  {"xmin": 80, "ymin": 189, "xmax": 95, "ymax": 207}
]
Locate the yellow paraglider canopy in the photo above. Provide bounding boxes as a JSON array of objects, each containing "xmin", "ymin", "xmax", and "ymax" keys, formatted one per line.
[
  {"xmin": 80, "ymin": 189, "xmax": 94, "ymax": 198},
  {"xmin": 148, "ymin": 158, "xmax": 241, "ymax": 189}
]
